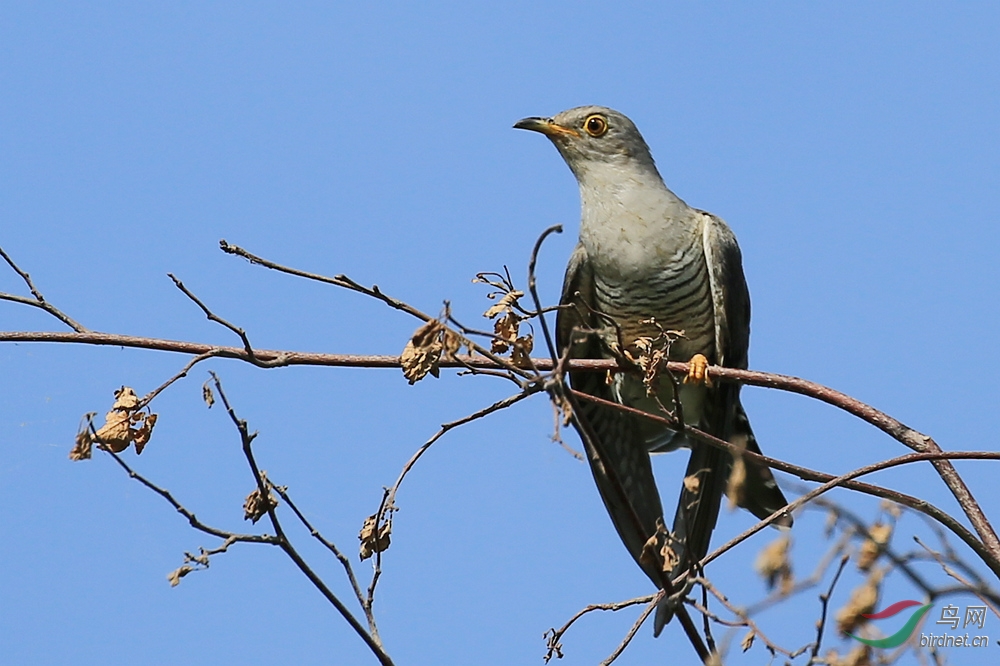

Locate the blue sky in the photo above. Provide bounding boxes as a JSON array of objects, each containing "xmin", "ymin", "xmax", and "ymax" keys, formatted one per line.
[{"xmin": 2, "ymin": 3, "xmax": 999, "ymax": 664}]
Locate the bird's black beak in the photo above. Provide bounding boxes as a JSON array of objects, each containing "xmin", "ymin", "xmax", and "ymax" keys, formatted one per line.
[{"xmin": 513, "ymin": 116, "xmax": 580, "ymax": 138}]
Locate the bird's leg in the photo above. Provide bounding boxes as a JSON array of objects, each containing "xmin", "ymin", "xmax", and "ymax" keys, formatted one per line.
[{"xmin": 683, "ymin": 353, "xmax": 712, "ymax": 386}]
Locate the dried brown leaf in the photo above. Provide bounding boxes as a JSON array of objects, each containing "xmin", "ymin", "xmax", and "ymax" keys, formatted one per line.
[
  {"xmin": 660, "ymin": 540, "xmax": 680, "ymax": 573},
  {"xmin": 167, "ymin": 565, "xmax": 194, "ymax": 587},
  {"xmin": 243, "ymin": 473, "xmax": 278, "ymax": 524},
  {"xmin": 359, "ymin": 514, "xmax": 391, "ymax": 560},
  {"xmin": 740, "ymin": 630, "xmax": 755, "ymax": 652},
  {"xmin": 483, "ymin": 290, "xmax": 524, "ymax": 319},
  {"xmin": 754, "ymin": 535, "xmax": 792, "ymax": 592},
  {"xmin": 111, "ymin": 386, "xmax": 139, "ymax": 411},
  {"xmin": 133, "ymin": 413, "xmax": 157, "ymax": 455},
  {"xmin": 70, "ymin": 428, "xmax": 94, "ymax": 461},
  {"xmin": 856, "ymin": 522, "xmax": 892, "ymax": 571},
  {"xmin": 401, "ymin": 320, "xmax": 444, "ymax": 384},
  {"xmin": 187, "ymin": 550, "xmax": 211, "ymax": 567},
  {"xmin": 632, "ymin": 336, "xmax": 654, "ymax": 355},
  {"xmin": 442, "ymin": 329, "xmax": 462, "ymax": 357},
  {"xmin": 636, "ymin": 519, "xmax": 678, "ymax": 573},
  {"xmin": 202, "ymin": 382, "xmax": 215, "ymax": 408},
  {"xmin": 491, "ymin": 311, "xmax": 520, "ymax": 354},
  {"xmin": 726, "ymin": 455, "xmax": 747, "ymax": 509},
  {"xmin": 94, "ymin": 410, "xmax": 133, "ymax": 453},
  {"xmin": 683, "ymin": 473, "xmax": 701, "ymax": 494},
  {"xmin": 624, "ymin": 337, "xmax": 667, "ymax": 396},
  {"xmin": 639, "ymin": 532, "xmax": 660, "ymax": 571},
  {"xmin": 556, "ymin": 394, "xmax": 573, "ymax": 427},
  {"xmin": 80, "ymin": 387, "xmax": 159, "ymax": 455},
  {"xmin": 835, "ymin": 570, "xmax": 882, "ymax": 635},
  {"xmin": 879, "ymin": 499, "xmax": 902, "ymax": 520},
  {"xmin": 511, "ymin": 335, "xmax": 533, "ymax": 368}
]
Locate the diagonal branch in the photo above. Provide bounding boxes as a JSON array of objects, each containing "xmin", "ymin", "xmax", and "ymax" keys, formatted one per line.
[
  {"xmin": 207, "ymin": 372, "xmax": 394, "ymax": 666},
  {"xmin": 219, "ymin": 240, "xmax": 532, "ymax": 382},
  {"xmin": 0, "ymin": 246, "xmax": 88, "ymax": 332},
  {"xmin": 102, "ymin": 445, "xmax": 278, "ymax": 546},
  {"xmin": 701, "ymin": 449, "xmax": 1000, "ymax": 578},
  {"xmin": 570, "ymin": 389, "xmax": 1000, "ymax": 577},
  {"xmin": 368, "ymin": 389, "xmax": 538, "ymax": 603}
]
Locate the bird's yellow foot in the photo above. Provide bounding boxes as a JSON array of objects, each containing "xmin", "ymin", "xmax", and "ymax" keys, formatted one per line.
[{"xmin": 684, "ymin": 353, "xmax": 712, "ymax": 386}]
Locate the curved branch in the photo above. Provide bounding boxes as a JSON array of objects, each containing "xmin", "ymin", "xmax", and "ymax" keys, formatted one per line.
[
  {"xmin": 571, "ymin": 388, "xmax": 1000, "ymax": 577},
  {"xmin": 702, "ymin": 450, "xmax": 1000, "ymax": 577},
  {"xmin": 4, "ymin": 330, "xmax": 997, "ymax": 564}
]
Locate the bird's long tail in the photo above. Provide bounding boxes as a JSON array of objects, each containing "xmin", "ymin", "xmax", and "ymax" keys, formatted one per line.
[
  {"xmin": 653, "ymin": 396, "xmax": 792, "ymax": 634},
  {"xmin": 653, "ymin": 436, "xmax": 729, "ymax": 634},
  {"xmin": 731, "ymin": 406, "xmax": 793, "ymax": 527}
]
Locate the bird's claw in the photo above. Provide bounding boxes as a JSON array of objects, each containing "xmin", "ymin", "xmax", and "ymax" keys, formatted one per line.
[{"xmin": 684, "ymin": 353, "xmax": 711, "ymax": 386}]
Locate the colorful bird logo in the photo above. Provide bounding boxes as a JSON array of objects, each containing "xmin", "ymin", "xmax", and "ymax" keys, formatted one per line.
[{"xmin": 849, "ymin": 600, "xmax": 932, "ymax": 648}]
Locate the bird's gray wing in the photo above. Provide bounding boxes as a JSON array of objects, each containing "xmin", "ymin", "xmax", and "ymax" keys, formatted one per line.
[
  {"xmin": 668, "ymin": 213, "xmax": 748, "ymax": 561},
  {"xmin": 667, "ymin": 214, "xmax": 790, "ymax": 589},
  {"xmin": 557, "ymin": 243, "xmax": 668, "ymax": 583},
  {"xmin": 703, "ymin": 212, "xmax": 750, "ymax": 370},
  {"xmin": 653, "ymin": 213, "xmax": 746, "ymax": 633},
  {"xmin": 702, "ymin": 212, "xmax": 791, "ymax": 525}
]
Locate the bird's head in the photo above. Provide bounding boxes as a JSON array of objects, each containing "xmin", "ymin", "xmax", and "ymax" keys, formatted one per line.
[{"xmin": 514, "ymin": 106, "xmax": 659, "ymax": 183}]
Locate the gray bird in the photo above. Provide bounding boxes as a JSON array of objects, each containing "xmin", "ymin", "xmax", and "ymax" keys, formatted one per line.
[{"xmin": 515, "ymin": 106, "xmax": 792, "ymax": 634}]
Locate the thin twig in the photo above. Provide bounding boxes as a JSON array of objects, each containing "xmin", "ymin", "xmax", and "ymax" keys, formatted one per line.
[
  {"xmin": 700, "ymin": 450, "xmax": 1000, "ymax": 577},
  {"xmin": 0, "ymin": 245, "xmax": 88, "ymax": 332},
  {"xmin": 914, "ymin": 537, "xmax": 1000, "ymax": 618},
  {"xmin": 366, "ymin": 390, "xmax": 538, "ymax": 603},
  {"xmin": 270, "ymin": 484, "xmax": 370, "ymax": 626},
  {"xmin": 169, "ymin": 274, "xmax": 253, "ymax": 354},
  {"xmin": 915, "ymin": 508, "xmax": 992, "ymax": 589},
  {"xmin": 744, "ymin": 528, "xmax": 853, "ymax": 616},
  {"xmin": 138, "ymin": 350, "xmax": 223, "ymax": 409},
  {"xmin": 368, "ymin": 487, "xmax": 391, "ymax": 620},
  {"xmin": 525, "ymin": 224, "xmax": 562, "ymax": 363},
  {"xmin": 811, "ymin": 554, "xmax": 850, "ymax": 660},
  {"xmin": 102, "ymin": 446, "xmax": 278, "ymax": 545},
  {"xmin": 792, "ymin": 491, "xmax": 937, "ymax": 596},
  {"xmin": 219, "ymin": 240, "xmax": 533, "ymax": 382},
  {"xmin": 691, "ymin": 576, "xmax": 794, "ymax": 659},
  {"xmin": 381, "ymin": 389, "xmax": 536, "ymax": 523},
  {"xmin": 600, "ymin": 598, "xmax": 660, "ymax": 666},
  {"xmin": 543, "ymin": 595, "xmax": 653, "ymax": 663},
  {"xmin": 208, "ymin": 372, "xmax": 394, "ymax": 666}
]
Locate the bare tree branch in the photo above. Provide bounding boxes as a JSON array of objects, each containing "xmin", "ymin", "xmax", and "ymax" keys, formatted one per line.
[
  {"xmin": 544, "ymin": 595, "xmax": 653, "ymax": 663},
  {"xmin": 270, "ymin": 484, "xmax": 371, "ymax": 631},
  {"xmin": 207, "ymin": 372, "xmax": 395, "ymax": 666},
  {"xmin": 102, "ymin": 445, "xmax": 278, "ymax": 546},
  {"xmin": 810, "ymin": 554, "xmax": 849, "ymax": 660},
  {"xmin": 570, "ymin": 389, "xmax": 1000, "ymax": 577},
  {"xmin": 0, "ymin": 245, "xmax": 89, "ymax": 332}
]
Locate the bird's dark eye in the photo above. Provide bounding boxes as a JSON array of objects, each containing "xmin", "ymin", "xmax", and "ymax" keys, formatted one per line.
[{"xmin": 584, "ymin": 114, "xmax": 608, "ymax": 137}]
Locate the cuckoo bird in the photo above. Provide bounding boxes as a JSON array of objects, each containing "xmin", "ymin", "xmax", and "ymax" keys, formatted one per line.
[{"xmin": 515, "ymin": 106, "xmax": 792, "ymax": 634}]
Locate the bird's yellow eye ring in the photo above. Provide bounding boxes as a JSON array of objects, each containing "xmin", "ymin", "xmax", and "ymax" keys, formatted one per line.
[{"xmin": 584, "ymin": 114, "xmax": 608, "ymax": 137}]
